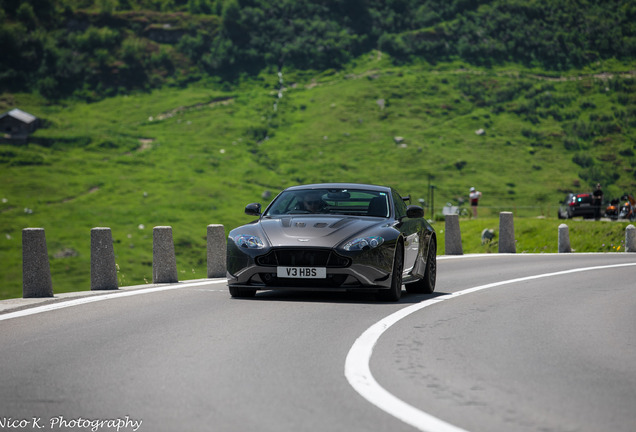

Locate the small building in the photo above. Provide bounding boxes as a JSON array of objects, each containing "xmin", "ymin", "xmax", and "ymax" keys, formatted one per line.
[{"xmin": 0, "ymin": 108, "xmax": 39, "ymax": 143}]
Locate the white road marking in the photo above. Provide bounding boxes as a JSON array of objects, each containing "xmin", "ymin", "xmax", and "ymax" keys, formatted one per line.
[
  {"xmin": 345, "ymin": 262, "xmax": 636, "ymax": 432},
  {"xmin": 0, "ymin": 279, "xmax": 227, "ymax": 322}
]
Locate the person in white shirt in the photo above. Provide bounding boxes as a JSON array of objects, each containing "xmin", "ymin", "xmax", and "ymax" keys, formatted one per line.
[{"xmin": 469, "ymin": 187, "xmax": 482, "ymax": 218}]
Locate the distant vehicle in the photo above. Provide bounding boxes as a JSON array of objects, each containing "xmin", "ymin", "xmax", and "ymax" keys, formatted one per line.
[
  {"xmin": 605, "ymin": 198, "xmax": 620, "ymax": 219},
  {"xmin": 226, "ymin": 183, "xmax": 437, "ymax": 301},
  {"xmin": 606, "ymin": 194, "xmax": 636, "ymax": 221},
  {"xmin": 442, "ymin": 197, "xmax": 471, "ymax": 217},
  {"xmin": 558, "ymin": 193, "xmax": 596, "ymax": 219}
]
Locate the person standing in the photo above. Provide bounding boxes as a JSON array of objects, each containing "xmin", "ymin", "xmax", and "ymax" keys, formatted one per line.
[
  {"xmin": 593, "ymin": 183, "xmax": 604, "ymax": 220},
  {"xmin": 469, "ymin": 187, "xmax": 482, "ymax": 218}
]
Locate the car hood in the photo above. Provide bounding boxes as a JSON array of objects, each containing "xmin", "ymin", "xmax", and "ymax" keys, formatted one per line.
[{"xmin": 260, "ymin": 216, "xmax": 384, "ymax": 248}]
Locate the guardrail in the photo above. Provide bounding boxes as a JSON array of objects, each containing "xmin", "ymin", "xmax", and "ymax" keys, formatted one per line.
[
  {"xmin": 21, "ymin": 224, "xmax": 226, "ymax": 299},
  {"xmin": 20, "ymin": 217, "xmax": 636, "ymax": 298}
]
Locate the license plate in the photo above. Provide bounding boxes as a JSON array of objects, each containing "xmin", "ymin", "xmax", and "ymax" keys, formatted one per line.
[{"xmin": 277, "ymin": 266, "xmax": 326, "ymax": 279}]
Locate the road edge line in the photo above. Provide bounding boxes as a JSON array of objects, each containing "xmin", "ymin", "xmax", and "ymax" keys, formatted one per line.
[
  {"xmin": 344, "ymin": 262, "xmax": 636, "ymax": 432},
  {"xmin": 0, "ymin": 279, "xmax": 227, "ymax": 322}
]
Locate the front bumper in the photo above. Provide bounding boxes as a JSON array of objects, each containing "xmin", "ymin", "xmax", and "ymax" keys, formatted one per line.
[{"xmin": 227, "ymin": 245, "xmax": 394, "ymax": 291}]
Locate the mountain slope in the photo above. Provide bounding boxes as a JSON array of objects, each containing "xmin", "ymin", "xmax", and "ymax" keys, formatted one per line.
[{"xmin": 1, "ymin": 56, "xmax": 635, "ymax": 298}]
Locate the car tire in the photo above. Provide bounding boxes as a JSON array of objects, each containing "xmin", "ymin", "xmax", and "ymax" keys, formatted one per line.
[
  {"xmin": 377, "ymin": 243, "xmax": 403, "ymax": 302},
  {"xmin": 406, "ymin": 238, "xmax": 437, "ymax": 294},
  {"xmin": 229, "ymin": 286, "xmax": 257, "ymax": 298}
]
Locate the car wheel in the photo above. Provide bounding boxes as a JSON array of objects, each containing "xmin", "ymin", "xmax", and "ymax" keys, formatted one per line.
[
  {"xmin": 406, "ymin": 238, "xmax": 437, "ymax": 294},
  {"xmin": 229, "ymin": 286, "xmax": 256, "ymax": 298},
  {"xmin": 377, "ymin": 243, "xmax": 403, "ymax": 302}
]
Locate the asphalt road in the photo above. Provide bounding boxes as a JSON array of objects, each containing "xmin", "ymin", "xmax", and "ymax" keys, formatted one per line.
[{"xmin": 1, "ymin": 253, "xmax": 635, "ymax": 432}]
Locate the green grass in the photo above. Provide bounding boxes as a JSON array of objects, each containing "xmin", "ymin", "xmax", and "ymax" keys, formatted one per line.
[
  {"xmin": 436, "ymin": 217, "xmax": 634, "ymax": 255},
  {"xmin": 1, "ymin": 55, "xmax": 635, "ymax": 299}
]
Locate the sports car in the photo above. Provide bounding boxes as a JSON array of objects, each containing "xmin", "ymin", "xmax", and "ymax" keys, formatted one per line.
[{"xmin": 226, "ymin": 183, "xmax": 437, "ymax": 301}]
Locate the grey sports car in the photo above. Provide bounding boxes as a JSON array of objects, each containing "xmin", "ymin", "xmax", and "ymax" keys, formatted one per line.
[{"xmin": 226, "ymin": 183, "xmax": 437, "ymax": 301}]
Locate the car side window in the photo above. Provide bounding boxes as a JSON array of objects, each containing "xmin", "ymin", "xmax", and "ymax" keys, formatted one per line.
[
  {"xmin": 265, "ymin": 193, "xmax": 296, "ymax": 215},
  {"xmin": 392, "ymin": 190, "xmax": 407, "ymax": 219}
]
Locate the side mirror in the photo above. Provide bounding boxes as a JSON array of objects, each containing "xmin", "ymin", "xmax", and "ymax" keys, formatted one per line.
[
  {"xmin": 406, "ymin": 205, "xmax": 424, "ymax": 218},
  {"xmin": 245, "ymin": 203, "xmax": 262, "ymax": 216}
]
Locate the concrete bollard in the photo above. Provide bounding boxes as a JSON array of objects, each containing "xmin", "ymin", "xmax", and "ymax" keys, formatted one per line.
[
  {"xmin": 626, "ymin": 225, "xmax": 636, "ymax": 252},
  {"xmin": 498, "ymin": 212, "xmax": 516, "ymax": 253},
  {"xmin": 558, "ymin": 224, "xmax": 571, "ymax": 253},
  {"xmin": 153, "ymin": 226, "xmax": 178, "ymax": 283},
  {"xmin": 444, "ymin": 214, "xmax": 463, "ymax": 255},
  {"xmin": 91, "ymin": 227, "xmax": 118, "ymax": 290},
  {"xmin": 207, "ymin": 224, "xmax": 226, "ymax": 278},
  {"xmin": 22, "ymin": 228, "xmax": 54, "ymax": 298}
]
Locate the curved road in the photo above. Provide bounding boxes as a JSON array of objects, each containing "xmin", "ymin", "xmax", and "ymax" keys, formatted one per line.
[{"xmin": 1, "ymin": 254, "xmax": 635, "ymax": 432}]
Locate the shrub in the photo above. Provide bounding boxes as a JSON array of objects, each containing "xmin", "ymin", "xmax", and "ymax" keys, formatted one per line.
[
  {"xmin": 563, "ymin": 138, "xmax": 580, "ymax": 151},
  {"xmin": 572, "ymin": 153, "xmax": 594, "ymax": 167}
]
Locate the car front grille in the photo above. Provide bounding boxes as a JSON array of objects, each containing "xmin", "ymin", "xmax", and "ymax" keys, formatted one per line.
[{"xmin": 256, "ymin": 248, "xmax": 350, "ymax": 268}]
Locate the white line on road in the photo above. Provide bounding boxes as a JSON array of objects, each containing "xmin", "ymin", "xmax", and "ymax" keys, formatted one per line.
[
  {"xmin": 0, "ymin": 279, "xmax": 227, "ymax": 322},
  {"xmin": 344, "ymin": 262, "xmax": 636, "ymax": 432}
]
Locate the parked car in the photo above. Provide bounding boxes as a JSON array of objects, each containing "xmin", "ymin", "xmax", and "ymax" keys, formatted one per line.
[
  {"xmin": 558, "ymin": 192, "xmax": 596, "ymax": 219},
  {"xmin": 226, "ymin": 183, "xmax": 437, "ymax": 301}
]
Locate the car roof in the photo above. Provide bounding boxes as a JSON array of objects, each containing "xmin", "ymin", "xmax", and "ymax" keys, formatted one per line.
[{"xmin": 284, "ymin": 183, "xmax": 392, "ymax": 193}]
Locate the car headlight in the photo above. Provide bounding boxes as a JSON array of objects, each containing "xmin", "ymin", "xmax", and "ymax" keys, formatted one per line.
[
  {"xmin": 343, "ymin": 236, "xmax": 384, "ymax": 251},
  {"xmin": 232, "ymin": 234, "xmax": 265, "ymax": 249}
]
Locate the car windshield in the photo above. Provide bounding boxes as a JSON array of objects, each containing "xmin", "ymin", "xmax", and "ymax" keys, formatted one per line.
[{"xmin": 263, "ymin": 188, "xmax": 390, "ymax": 218}]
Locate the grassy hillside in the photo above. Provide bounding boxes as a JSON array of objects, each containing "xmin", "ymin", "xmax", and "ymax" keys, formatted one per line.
[{"xmin": 1, "ymin": 55, "xmax": 635, "ymax": 299}]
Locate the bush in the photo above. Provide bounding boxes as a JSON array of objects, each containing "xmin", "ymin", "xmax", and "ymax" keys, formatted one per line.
[
  {"xmin": 563, "ymin": 138, "xmax": 580, "ymax": 151},
  {"xmin": 573, "ymin": 153, "xmax": 594, "ymax": 167}
]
